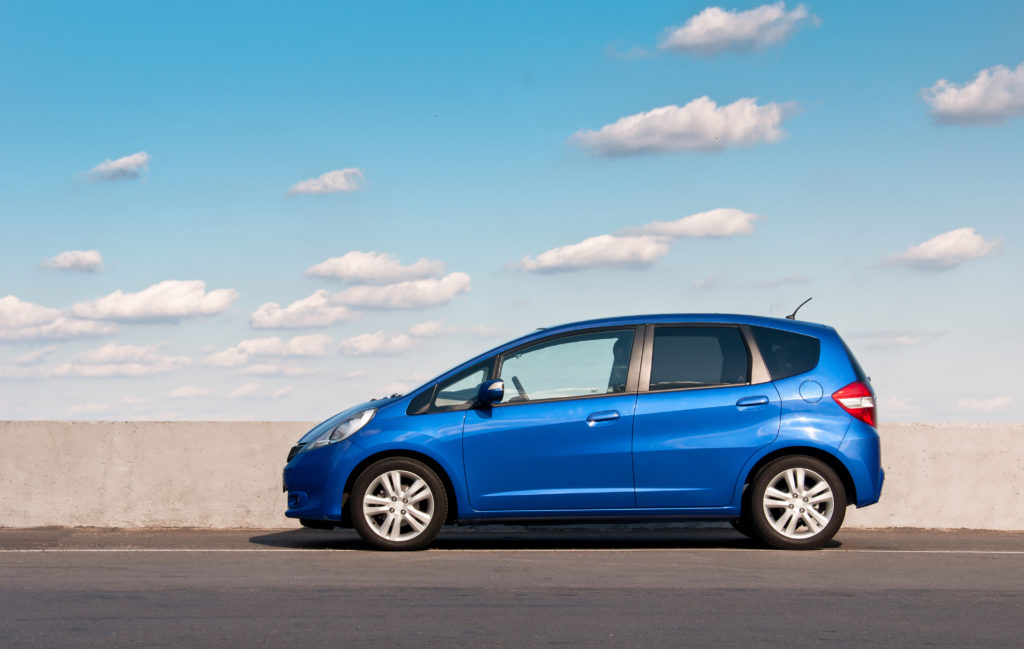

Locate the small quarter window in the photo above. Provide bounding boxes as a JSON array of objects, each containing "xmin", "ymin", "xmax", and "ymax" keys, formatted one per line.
[
  {"xmin": 406, "ymin": 360, "xmax": 494, "ymax": 415},
  {"xmin": 434, "ymin": 362, "xmax": 491, "ymax": 409},
  {"xmin": 750, "ymin": 326, "xmax": 820, "ymax": 380},
  {"xmin": 649, "ymin": 326, "xmax": 750, "ymax": 391}
]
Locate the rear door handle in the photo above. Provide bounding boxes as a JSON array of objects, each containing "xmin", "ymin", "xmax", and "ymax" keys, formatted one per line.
[
  {"xmin": 736, "ymin": 396, "xmax": 770, "ymax": 408},
  {"xmin": 587, "ymin": 410, "xmax": 620, "ymax": 425}
]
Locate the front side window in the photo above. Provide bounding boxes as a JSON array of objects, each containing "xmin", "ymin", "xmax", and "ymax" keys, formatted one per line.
[
  {"xmin": 649, "ymin": 326, "xmax": 750, "ymax": 391},
  {"xmin": 498, "ymin": 329, "xmax": 634, "ymax": 403}
]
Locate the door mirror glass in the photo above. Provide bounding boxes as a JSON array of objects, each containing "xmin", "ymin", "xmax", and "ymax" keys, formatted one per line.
[{"xmin": 476, "ymin": 379, "xmax": 504, "ymax": 406}]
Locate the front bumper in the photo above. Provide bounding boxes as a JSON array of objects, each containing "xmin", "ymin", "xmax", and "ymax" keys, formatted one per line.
[{"xmin": 282, "ymin": 439, "xmax": 361, "ymax": 522}]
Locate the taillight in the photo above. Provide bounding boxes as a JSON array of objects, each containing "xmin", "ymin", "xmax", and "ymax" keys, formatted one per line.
[{"xmin": 832, "ymin": 381, "xmax": 877, "ymax": 427}]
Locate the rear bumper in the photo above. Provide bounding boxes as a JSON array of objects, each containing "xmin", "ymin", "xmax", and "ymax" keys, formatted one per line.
[{"xmin": 839, "ymin": 420, "xmax": 884, "ymax": 507}]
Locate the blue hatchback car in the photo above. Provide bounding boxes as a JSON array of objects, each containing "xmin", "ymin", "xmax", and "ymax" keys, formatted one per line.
[{"xmin": 284, "ymin": 314, "xmax": 883, "ymax": 550}]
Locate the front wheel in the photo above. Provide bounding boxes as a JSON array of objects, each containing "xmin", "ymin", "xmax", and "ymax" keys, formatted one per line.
[
  {"xmin": 750, "ymin": 455, "xmax": 846, "ymax": 550},
  {"xmin": 350, "ymin": 457, "xmax": 447, "ymax": 551}
]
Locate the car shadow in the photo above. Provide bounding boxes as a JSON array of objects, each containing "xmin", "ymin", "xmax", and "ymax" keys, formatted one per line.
[{"xmin": 248, "ymin": 525, "xmax": 843, "ymax": 551}]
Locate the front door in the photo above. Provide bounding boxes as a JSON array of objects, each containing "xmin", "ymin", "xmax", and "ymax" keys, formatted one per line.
[{"xmin": 463, "ymin": 327, "xmax": 641, "ymax": 511}]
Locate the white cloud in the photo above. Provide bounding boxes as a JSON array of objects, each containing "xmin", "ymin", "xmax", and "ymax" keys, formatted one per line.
[
  {"xmin": 237, "ymin": 363, "xmax": 315, "ymax": 377},
  {"xmin": 75, "ymin": 342, "xmax": 169, "ymax": 364},
  {"xmin": 640, "ymin": 208, "xmax": 759, "ymax": 238},
  {"xmin": 407, "ymin": 320, "xmax": 450, "ymax": 338},
  {"xmin": 606, "ymin": 42, "xmax": 654, "ymax": 60},
  {"xmin": 169, "ymin": 385, "xmax": 213, "ymax": 399},
  {"xmin": 306, "ymin": 250, "xmax": 446, "ymax": 284},
  {"xmin": 855, "ymin": 330, "xmax": 944, "ymax": 351},
  {"xmin": 515, "ymin": 234, "xmax": 671, "ymax": 273},
  {"xmin": 570, "ymin": 97, "xmax": 796, "ymax": 156},
  {"xmin": 923, "ymin": 62, "xmax": 1024, "ymax": 125},
  {"xmin": 514, "ymin": 208, "xmax": 759, "ymax": 274},
  {"xmin": 337, "ymin": 318, "xmax": 490, "ymax": 357},
  {"xmin": 54, "ymin": 361, "xmax": 190, "ymax": 378},
  {"xmin": 466, "ymin": 325, "xmax": 503, "ymax": 338},
  {"xmin": 660, "ymin": 3, "xmax": 816, "ymax": 54},
  {"xmin": 13, "ymin": 345, "xmax": 57, "ymax": 365},
  {"xmin": 884, "ymin": 228, "xmax": 1000, "ymax": 271},
  {"xmin": 288, "ymin": 168, "xmax": 365, "ymax": 195},
  {"xmin": 0, "ymin": 295, "xmax": 116, "ymax": 342},
  {"xmin": 332, "ymin": 272, "xmax": 471, "ymax": 309},
  {"xmin": 204, "ymin": 333, "xmax": 332, "ymax": 367},
  {"xmin": 956, "ymin": 396, "xmax": 1012, "ymax": 412},
  {"xmin": 69, "ymin": 395, "xmax": 150, "ymax": 415},
  {"xmin": 691, "ymin": 274, "xmax": 725, "ymax": 290},
  {"xmin": 72, "ymin": 280, "xmax": 239, "ymax": 321},
  {"xmin": 42, "ymin": 250, "xmax": 104, "ymax": 273},
  {"xmin": 881, "ymin": 396, "xmax": 916, "ymax": 415},
  {"xmin": 52, "ymin": 342, "xmax": 192, "ymax": 378},
  {"xmin": 269, "ymin": 386, "xmax": 293, "ymax": 400},
  {"xmin": 250, "ymin": 290, "xmax": 355, "ymax": 328},
  {"xmin": 343, "ymin": 369, "xmax": 368, "ymax": 379},
  {"xmin": 228, "ymin": 382, "xmax": 262, "ymax": 399},
  {"xmin": 226, "ymin": 382, "xmax": 291, "ymax": 400},
  {"xmin": 405, "ymin": 320, "xmax": 500, "ymax": 340},
  {"xmin": 87, "ymin": 151, "xmax": 150, "ymax": 182},
  {"xmin": 339, "ymin": 331, "xmax": 416, "ymax": 356},
  {"xmin": 753, "ymin": 272, "xmax": 809, "ymax": 288},
  {"xmin": 375, "ymin": 381, "xmax": 414, "ymax": 397}
]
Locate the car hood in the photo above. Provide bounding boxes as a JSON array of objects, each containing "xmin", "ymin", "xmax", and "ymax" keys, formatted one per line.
[{"xmin": 296, "ymin": 395, "xmax": 403, "ymax": 444}]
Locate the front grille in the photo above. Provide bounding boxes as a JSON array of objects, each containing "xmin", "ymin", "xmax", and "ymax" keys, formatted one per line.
[{"xmin": 286, "ymin": 443, "xmax": 305, "ymax": 462}]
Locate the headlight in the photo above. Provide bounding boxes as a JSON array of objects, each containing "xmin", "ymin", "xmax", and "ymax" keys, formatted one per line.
[{"xmin": 305, "ymin": 408, "xmax": 376, "ymax": 450}]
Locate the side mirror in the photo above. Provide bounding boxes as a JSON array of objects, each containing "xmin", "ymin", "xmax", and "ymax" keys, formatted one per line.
[{"xmin": 476, "ymin": 379, "xmax": 504, "ymax": 406}]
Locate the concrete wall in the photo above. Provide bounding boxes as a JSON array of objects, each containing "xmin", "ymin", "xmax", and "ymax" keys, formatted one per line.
[{"xmin": 1, "ymin": 421, "xmax": 1021, "ymax": 530}]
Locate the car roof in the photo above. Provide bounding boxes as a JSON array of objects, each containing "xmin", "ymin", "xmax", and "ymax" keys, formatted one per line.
[
  {"xmin": 533, "ymin": 313, "xmax": 828, "ymax": 335},
  {"xmin": 411, "ymin": 313, "xmax": 832, "ymax": 393}
]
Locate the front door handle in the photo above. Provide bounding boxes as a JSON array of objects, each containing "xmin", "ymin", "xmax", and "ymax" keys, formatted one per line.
[
  {"xmin": 586, "ymin": 410, "xmax": 620, "ymax": 425},
  {"xmin": 736, "ymin": 396, "xmax": 770, "ymax": 408}
]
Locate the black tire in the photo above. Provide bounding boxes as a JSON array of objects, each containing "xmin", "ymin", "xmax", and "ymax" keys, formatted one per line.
[
  {"xmin": 350, "ymin": 457, "xmax": 447, "ymax": 551},
  {"xmin": 750, "ymin": 455, "xmax": 846, "ymax": 550}
]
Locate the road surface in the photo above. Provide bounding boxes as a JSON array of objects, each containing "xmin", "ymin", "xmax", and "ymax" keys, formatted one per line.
[{"xmin": 1, "ymin": 526, "xmax": 1021, "ymax": 648}]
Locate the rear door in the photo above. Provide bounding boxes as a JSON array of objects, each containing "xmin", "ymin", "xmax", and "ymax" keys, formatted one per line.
[{"xmin": 632, "ymin": 324, "xmax": 781, "ymax": 508}]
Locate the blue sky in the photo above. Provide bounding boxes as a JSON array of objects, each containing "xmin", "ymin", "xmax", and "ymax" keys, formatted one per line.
[{"xmin": 1, "ymin": 1, "xmax": 1022, "ymax": 421}]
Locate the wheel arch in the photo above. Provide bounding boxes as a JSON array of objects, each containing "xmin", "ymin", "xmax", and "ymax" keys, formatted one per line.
[
  {"xmin": 341, "ymin": 449, "xmax": 460, "ymax": 527},
  {"xmin": 741, "ymin": 446, "xmax": 857, "ymax": 510}
]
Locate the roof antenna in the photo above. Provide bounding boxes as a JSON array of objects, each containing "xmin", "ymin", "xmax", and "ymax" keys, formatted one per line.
[{"xmin": 785, "ymin": 297, "xmax": 812, "ymax": 320}]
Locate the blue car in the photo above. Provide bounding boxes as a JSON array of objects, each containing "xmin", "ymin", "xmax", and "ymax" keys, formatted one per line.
[{"xmin": 284, "ymin": 314, "xmax": 883, "ymax": 550}]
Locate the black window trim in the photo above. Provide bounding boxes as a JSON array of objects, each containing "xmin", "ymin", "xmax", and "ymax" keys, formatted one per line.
[
  {"xmin": 489, "ymin": 324, "xmax": 646, "ymax": 408},
  {"xmin": 637, "ymin": 323, "xmax": 771, "ymax": 394}
]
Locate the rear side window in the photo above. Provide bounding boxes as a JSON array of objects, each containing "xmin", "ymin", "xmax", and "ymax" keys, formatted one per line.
[
  {"xmin": 750, "ymin": 326, "xmax": 820, "ymax": 380},
  {"xmin": 649, "ymin": 326, "xmax": 750, "ymax": 391}
]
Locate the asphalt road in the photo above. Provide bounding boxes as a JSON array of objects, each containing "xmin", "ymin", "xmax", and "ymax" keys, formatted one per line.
[{"xmin": 1, "ymin": 527, "xmax": 1022, "ymax": 648}]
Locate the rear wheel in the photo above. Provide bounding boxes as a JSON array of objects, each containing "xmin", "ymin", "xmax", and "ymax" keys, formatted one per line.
[
  {"xmin": 750, "ymin": 455, "xmax": 846, "ymax": 550},
  {"xmin": 350, "ymin": 457, "xmax": 447, "ymax": 551}
]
